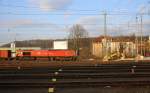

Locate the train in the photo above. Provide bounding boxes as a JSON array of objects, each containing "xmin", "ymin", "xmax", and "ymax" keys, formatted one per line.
[{"xmin": 0, "ymin": 49, "xmax": 78, "ymax": 61}]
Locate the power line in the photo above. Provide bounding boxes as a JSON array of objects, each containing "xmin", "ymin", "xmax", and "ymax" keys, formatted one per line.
[
  {"xmin": 0, "ymin": 12, "xmax": 149, "ymax": 16},
  {"xmin": 0, "ymin": 3, "xmax": 102, "ymax": 12},
  {"xmin": 1, "ymin": 3, "xmax": 149, "ymax": 15},
  {"xmin": 0, "ymin": 12, "xmax": 130, "ymax": 15},
  {"xmin": 0, "ymin": 23, "xmax": 149, "ymax": 26}
]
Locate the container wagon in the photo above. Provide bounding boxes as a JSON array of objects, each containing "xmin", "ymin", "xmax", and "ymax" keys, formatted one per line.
[{"xmin": 0, "ymin": 50, "xmax": 11, "ymax": 60}]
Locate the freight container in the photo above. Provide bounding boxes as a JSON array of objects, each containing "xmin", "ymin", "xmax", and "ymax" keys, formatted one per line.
[{"xmin": 0, "ymin": 50, "xmax": 11, "ymax": 59}]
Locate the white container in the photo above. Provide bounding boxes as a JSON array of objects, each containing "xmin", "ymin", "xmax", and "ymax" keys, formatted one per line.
[{"xmin": 53, "ymin": 41, "xmax": 68, "ymax": 50}]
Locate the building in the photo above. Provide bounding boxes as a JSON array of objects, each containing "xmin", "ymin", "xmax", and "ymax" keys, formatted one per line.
[
  {"xmin": 92, "ymin": 37, "xmax": 136, "ymax": 59},
  {"xmin": 92, "ymin": 42, "xmax": 103, "ymax": 58}
]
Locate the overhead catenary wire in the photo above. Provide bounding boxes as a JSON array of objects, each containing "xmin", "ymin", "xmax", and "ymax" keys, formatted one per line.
[
  {"xmin": 0, "ymin": 2, "xmax": 149, "ymax": 15},
  {"xmin": 0, "ymin": 23, "xmax": 149, "ymax": 27},
  {"xmin": 0, "ymin": 3, "xmax": 104, "ymax": 12},
  {"xmin": 0, "ymin": 3, "xmax": 141, "ymax": 16},
  {"xmin": 0, "ymin": 3, "xmax": 148, "ymax": 29},
  {"xmin": 0, "ymin": 12, "xmax": 132, "ymax": 15},
  {"xmin": 0, "ymin": 2, "xmax": 148, "ymax": 18}
]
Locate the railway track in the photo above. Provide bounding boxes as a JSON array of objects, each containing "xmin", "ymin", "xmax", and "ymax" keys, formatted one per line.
[
  {"xmin": 0, "ymin": 62, "xmax": 150, "ymax": 89},
  {"xmin": 1, "ymin": 80, "xmax": 150, "ymax": 88},
  {"xmin": 1, "ymin": 73, "xmax": 150, "ymax": 79}
]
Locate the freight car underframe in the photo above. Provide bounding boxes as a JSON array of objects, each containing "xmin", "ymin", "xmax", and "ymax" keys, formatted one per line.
[{"xmin": 15, "ymin": 56, "xmax": 77, "ymax": 61}]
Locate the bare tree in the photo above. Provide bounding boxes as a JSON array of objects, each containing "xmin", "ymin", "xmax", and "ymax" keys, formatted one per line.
[{"xmin": 68, "ymin": 24, "xmax": 88, "ymax": 50}]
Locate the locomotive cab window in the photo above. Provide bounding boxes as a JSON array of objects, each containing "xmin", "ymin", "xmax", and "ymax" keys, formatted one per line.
[{"xmin": 23, "ymin": 52, "xmax": 31, "ymax": 56}]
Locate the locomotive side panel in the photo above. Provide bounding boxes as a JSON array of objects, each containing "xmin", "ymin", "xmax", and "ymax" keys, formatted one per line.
[
  {"xmin": 48, "ymin": 50, "xmax": 77, "ymax": 61},
  {"xmin": 48, "ymin": 50, "xmax": 76, "ymax": 57},
  {"xmin": 31, "ymin": 50, "xmax": 49, "ymax": 57}
]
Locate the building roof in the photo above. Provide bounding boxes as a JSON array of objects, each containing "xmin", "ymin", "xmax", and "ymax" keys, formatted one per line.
[{"xmin": 93, "ymin": 36, "xmax": 149, "ymax": 43}]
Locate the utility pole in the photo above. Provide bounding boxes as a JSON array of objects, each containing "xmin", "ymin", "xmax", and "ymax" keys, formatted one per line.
[
  {"xmin": 136, "ymin": 16, "xmax": 139, "ymax": 57},
  {"xmin": 148, "ymin": 1, "xmax": 150, "ymax": 15},
  {"xmin": 103, "ymin": 11, "xmax": 108, "ymax": 61},
  {"xmin": 140, "ymin": 15, "xmax": 143, "ymax": 56},
  {"xmin": 104, "ymin": 12, "xmax": 107, "ymax": 39}
]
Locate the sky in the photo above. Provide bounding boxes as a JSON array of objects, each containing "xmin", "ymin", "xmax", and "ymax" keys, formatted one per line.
[{"xmin": 0, "ymin": 0, "xmax": 149, "ymax": 44}]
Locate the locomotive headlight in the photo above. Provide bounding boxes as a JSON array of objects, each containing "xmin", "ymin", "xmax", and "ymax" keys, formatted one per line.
[{"xmin": 16, "ymin": 51, "xmax": 22, "ymax": 55}]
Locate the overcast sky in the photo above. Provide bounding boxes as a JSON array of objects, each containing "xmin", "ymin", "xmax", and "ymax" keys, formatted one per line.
[{"xmin": 0, "ymin": 0, "xmax": 149, "ymax": 44}]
